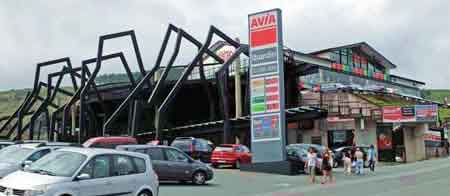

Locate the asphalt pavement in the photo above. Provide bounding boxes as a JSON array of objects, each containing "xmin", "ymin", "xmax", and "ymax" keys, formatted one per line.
[{"xmin": 159, "ymin": 157, "xmax": 450, "ymax": 196}]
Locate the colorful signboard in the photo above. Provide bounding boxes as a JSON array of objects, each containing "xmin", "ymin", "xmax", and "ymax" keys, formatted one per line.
[
  {"xmin": 382, "ymin": 105, "xmax": 438, "ymax": 123},
  {"xmin": 424, "ymin": 129, "xmax": 442, "ymax": 147},
  {"xmin": 415, "ymin": 105, "xmax": 438, "ymax": 122},
  {"xmin": 249, "ymin": 9, "xmax": 286, "ymax": 163}
]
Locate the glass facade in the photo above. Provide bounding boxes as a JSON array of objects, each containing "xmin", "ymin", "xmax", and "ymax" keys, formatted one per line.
[{"xmin": 300, "ymin": 68, "xmax": 422, "ymax": 97}]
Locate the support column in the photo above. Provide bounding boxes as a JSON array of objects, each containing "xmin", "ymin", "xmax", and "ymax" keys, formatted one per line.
[{"xmin": 234, "ymin": 38, "xmax": 242, "ymax": 119}]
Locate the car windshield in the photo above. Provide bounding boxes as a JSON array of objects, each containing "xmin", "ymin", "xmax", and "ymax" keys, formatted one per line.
[
  {"xmin": 27, "ymin": 151, "xmax": 87, "ymax": 177},
  {"xmin": 171, "ymin": 140, "xmax": 191, "ymax": 151},
  {"xmin": 0, "ymin": 146, "xmax": 33, "ymax": 164},
  {"xmin": 214, "ymin": 146, "xmax": 234, "ymax": 152}
]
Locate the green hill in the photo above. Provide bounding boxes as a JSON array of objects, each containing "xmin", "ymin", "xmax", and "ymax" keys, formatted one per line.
[{"xmin": 423, "ymin": 89, "xmax": 450, "ymax": 103}]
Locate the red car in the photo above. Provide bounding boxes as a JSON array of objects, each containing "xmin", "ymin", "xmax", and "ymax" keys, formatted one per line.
[
  {"xmin": 211, "ymin": 144, "xmax": 252, "ymax": 169},
  {"xmin": 83, "ymin": 136, "xmax": 138, "ymax": 149}
]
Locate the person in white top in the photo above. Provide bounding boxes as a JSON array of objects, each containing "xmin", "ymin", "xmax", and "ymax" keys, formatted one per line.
[{"xmin": 306, "ymin": 147, "xmax": 317, "ymax": 184}]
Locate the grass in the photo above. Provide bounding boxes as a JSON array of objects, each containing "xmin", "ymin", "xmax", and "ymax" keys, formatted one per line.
[
  {"xmin": 423, "ymin": 89, "xmax": 450, "ymax": 103},
  {"xmin": 358, "ymin": 94, "xmax": 416, "ymax": 107}
]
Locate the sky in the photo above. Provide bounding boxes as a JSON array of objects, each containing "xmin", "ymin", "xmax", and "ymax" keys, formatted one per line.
[{"xmin": 0, "ymin": 0, "xmax": 449, "ymax": 90}]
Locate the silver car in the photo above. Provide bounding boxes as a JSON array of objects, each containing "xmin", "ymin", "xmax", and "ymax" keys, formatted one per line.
[
  {"xmin": 0, "ymin": 143, "xmax": 67, "ymax": 179},
  {"xmin": 0, "ymin": 148, "xmax": 158, "ymax": 196}
]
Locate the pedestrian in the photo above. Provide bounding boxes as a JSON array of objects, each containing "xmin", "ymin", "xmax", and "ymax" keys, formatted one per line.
[
  {"xmin": 355, "ymin": 148, "xmax": 364, "ymax": 175},
  {"xmin": 343, "ymin": 152, "xmax": 352, "ymax": 175},
  {"xmin": 306, "ymin": 147, "xmax": 317, "ymax": 184},
  {"xmin": 367, "ymin": 144, "xmax": 377, "ymax": 173},
  {"xmin": 321, "ymin": 149, "xmax": 333, "ymax": 184}
]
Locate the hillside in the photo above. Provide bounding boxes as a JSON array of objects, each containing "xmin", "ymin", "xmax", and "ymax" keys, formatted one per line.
[{"xmin": 423, "ymin": 89, "xmax": 450, "ymax": 103}]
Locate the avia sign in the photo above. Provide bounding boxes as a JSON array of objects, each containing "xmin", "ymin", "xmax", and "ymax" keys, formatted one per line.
[{"xmin": 249, "ymin": 9, "xmax": 286, "ymax": 163}]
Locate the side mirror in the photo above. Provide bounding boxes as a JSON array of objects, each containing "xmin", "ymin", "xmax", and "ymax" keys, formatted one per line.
[
  {"xmin": 75, "ymin": 173, "xmax": 91, "ymax": 181},
  {"xmin": 22, "ymin": 160, "xmax": 33, "ymax": 168}
]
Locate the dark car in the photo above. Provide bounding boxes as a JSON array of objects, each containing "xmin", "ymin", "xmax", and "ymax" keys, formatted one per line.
[
  {"xmin": 170, "ymin": 137, "xmax": 214, "ymax": 163},
  {"xmin": 333, "ymin": 146, "xmax": 369, "ymax": 168},
  {"xmin": 117, "ymin": 144, "xmax": 214, "ymax": 185},
  {"xmin": 286, "ymin": 144, "xmax": 325, "ymax": 174}
]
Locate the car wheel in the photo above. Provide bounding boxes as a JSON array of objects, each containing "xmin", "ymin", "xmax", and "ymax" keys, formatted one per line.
[
  {"xmin": 192, "ymin": 171, "xmax": 207, "ymax": 185},
  {"xmin": 235, "ymin": 160, "xmax": 241, "ymax": 169},
  {"xmin": 137, "ymin": 190, "xmax": 152, "ymax": 196}
]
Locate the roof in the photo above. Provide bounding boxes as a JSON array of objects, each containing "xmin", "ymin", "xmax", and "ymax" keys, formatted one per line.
[
  {"xmin": 309, "ymin": 42, "xmax": 397, "ymax": 69},
  {"xmin": 59, "ymin": 147, "xmax": 146, "ymax": 158},
  {"xmin": 390, "ymin": 74, "xmax": 425, "ymax": 85},
  {"xmin": 356, "ymin": 94, "xmax": 417, "ymax": 107}
]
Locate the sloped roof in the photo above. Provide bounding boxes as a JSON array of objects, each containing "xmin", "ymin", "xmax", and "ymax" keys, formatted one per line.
[{"xmin": 309, "ymin": 42, "xmax": 397, "ymax": 69}]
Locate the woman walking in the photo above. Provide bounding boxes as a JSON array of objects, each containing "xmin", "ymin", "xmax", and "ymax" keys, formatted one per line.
[
  {"xmin": 321, "ymin": 149, "xmax": 333, "ymax": 184},
  {"xmin": 343, "ymin": 152, "xmax": 352, "ymax": 175},
  {"xmin": 306, "ymin": 147, "xmax": 317, "ymax": 184}
]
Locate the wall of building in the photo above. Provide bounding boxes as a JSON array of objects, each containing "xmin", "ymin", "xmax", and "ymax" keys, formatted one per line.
[{"xmin": 403, "ymin": 124, "xmax": 427, "ymax": 162}]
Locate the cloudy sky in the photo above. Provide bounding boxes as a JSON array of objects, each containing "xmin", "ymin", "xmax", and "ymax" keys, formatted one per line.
[{"xmin": 0, "ymin": 0, "xmax": 449, "ymax": 90}]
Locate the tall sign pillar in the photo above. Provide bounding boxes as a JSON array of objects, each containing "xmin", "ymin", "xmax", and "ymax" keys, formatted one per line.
[{"xmin": 248, "ymin": 9, "xmax": 286, "ymax": 163}]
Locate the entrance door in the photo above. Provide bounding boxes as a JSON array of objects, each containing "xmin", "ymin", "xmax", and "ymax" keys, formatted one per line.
[{"xmin": 392, "ymin": 128, "xmax": 405, "ymax": 162}]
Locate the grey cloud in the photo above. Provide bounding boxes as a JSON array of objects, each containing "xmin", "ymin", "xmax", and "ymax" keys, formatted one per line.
[{"xmin": 0, "ymin": 0, "xmax": 449, "ymax": 90}]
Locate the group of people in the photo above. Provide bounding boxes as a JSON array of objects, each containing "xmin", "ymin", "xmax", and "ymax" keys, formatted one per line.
[{"xmin": 305, "ymin": 144, "xmax": 377, "ymax": 184}]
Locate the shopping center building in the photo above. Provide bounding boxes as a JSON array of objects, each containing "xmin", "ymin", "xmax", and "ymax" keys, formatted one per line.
[{"xmin": 196, "ymin": 41, "xmax": 444, "ymax": 163}]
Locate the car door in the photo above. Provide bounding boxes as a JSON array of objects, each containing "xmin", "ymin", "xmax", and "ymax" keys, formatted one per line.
[
  {"xmin": 76, "ymin": 155, "xmax": 115, "ymax": 196},
  {"xmin": 239, "ymin": 145, "xmax": 252, "ymax": 164},
  {"xmin": 163, "ymin": 148, "xmax": 193, "ymax": 180},
  {"xmin": 145, "ymin": 148, "xmax": 170, "ymax": 180},
  {"xmin": 110, "ymin": 155, "xmax": 138, "ymax": 196}
]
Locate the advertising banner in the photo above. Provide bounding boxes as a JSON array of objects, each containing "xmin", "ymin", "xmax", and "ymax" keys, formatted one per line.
[
  {"xmin": 382, "ymin": 106, "xmax": 415, "ymax": 123},
  {"xmin": 415, "ymin": 105, "xmax": 438, "ymax": 122},
  {"xmin": 249, "ymin": 9, "xmax": 286, "ymax": 163},
  {"xmin": 424, "ymin": 129, "xmax": 442, "ymax": 147},
  {"xmin": 382, "ymin": 105, "xmax": 438, "ymax": 123}
]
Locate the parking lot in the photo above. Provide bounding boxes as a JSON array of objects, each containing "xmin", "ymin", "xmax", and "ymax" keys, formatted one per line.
[{"xmin": 160, "ymin": 158, "xmax": 450, "ymax": 196}]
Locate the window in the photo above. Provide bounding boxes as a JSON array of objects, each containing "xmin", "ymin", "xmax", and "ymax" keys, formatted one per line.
[
  {"xmin": 27, "ymin": 151, "xmax": 87, "ymax": 177},
  {"xmin": 133, "ymin": 157, "xmax": 146, "ymax": 173},
  {"xmin": 340, "ymin": 50, "xmax": 348, "ymax": 65},
  {"xmin": 113, "ymin": 155, "xmax": 136, "ymax": 176},
  {"xmin": 165, "ymin": 149, "xmax": 189, "ymax": 162},
  {"xmin": 27, "ymin": 149, "xmax": 51, "ymax": 162},
  {"xmin": 241, "ymin": 146, "xmax": 250, "ymax": 153},
  {"xmin": 80, "ymin": 155, "xmax": 112, "ymax": 178},
  {"xmin": 146, "ymin": 148, "xmax": 165, "ymax": 161}
]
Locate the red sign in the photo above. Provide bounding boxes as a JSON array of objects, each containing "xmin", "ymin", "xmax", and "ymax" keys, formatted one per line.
[
  {"xmin": 382, "ymin": 106, "xmax": 415, "ymax": 123},
  {"xmin": 250, "ymin": 12, "xmax": 278, "ymax": 47}
]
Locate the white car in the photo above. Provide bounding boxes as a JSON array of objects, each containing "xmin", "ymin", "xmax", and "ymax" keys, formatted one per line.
[{"xmin": 0, "ymin": 148, "xmax": 158, "ymax": 196}]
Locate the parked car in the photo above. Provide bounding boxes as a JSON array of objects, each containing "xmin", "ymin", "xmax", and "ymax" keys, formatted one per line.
[
  {"xmin": 0, "ymin": 147, "xmax": 158, "ymax": 196},
  {"xmin": 366, "ymin": 85, "xmax": 386, "ymax": 93},
  {"xmin": 117, "ymin": 144, "xmax": 214, "ymax": 185},
  {"xmin": 0, "ymin": 142, "xmax": 79, "ymax": 178},
  {"xmin": 0, "ymin": 141, "xmax": 14, "ymax": 150},
  {"xmin": 333, "ymin": 146, "xmax": 369, "ymax": 168},
  {"xmin": 320, "ymin": 83, "xmax": 347, "ymax": 92},
  {"xmin": 83, "ymin": 136, "xmax": 138, "ymax": 149},
  {"xmin": 170, "ymin": 137, "xmax": 214, "ymax": 163},
  {"xmin": 286, "ymin": 144, "xmax": 325, "ymax": 174},
  {"xmin": 210, "ymin": 144, "xmax": 252, "ymax": 169}
]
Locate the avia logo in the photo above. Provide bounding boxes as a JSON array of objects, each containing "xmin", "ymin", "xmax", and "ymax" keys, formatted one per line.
[{"xmin": 250, "ymin": 13, "xmax": 276, "ymax": 29}]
